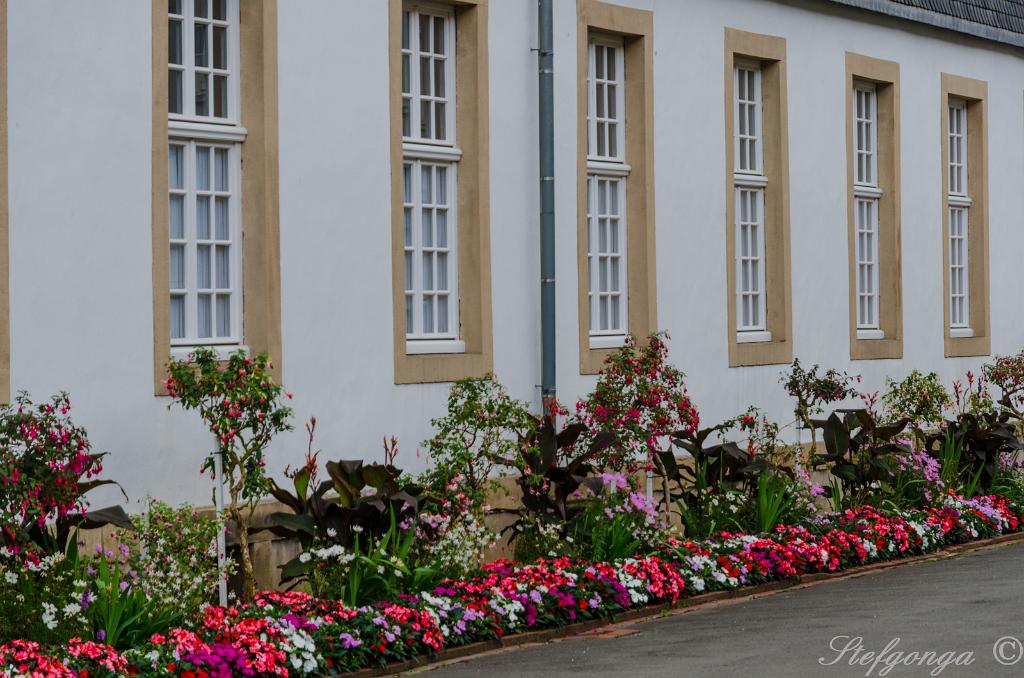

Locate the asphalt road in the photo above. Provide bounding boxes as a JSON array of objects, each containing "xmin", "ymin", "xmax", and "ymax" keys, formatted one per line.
[{"xmin": 419, "ymin": 542, "xmax": 1024, "ymax": 678}]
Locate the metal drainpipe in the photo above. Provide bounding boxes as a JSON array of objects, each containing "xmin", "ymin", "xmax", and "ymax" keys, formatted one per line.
[{"xmin": 538, "ymin": 0, "xmax": 556, "ymax": 410}]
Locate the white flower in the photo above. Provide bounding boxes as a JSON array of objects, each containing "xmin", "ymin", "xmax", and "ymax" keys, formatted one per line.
[
  {"xmin": 41, "ymin": 603, "xmax": 58, "ymax": 630},
  {"xmin": 3, "ymin": 571, "xmax": 17, "ymax": 585},
  {"xmin": 352, "ymin": 525, "xmax": 364, "ymax": 534},
  {"xmin": 298, "ymin": 552, "xmax": 312, "ymax": 563},
  {"xmin": 326, "ymin": 527, "xmax": 337, "ymax": 538}
]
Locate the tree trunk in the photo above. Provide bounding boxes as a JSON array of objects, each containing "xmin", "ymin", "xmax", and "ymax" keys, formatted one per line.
[{"xmin": 232, "ymin": 509, "xmax": 256, "ymax": 602}]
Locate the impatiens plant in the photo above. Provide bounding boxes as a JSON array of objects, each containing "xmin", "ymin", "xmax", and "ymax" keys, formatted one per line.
[{"xmin": 165, "ymin": 349, "xmax": 293, "ymax": 601}]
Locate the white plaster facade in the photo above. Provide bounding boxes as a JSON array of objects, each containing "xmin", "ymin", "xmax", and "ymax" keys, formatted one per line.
[{"xmin": 5, "ymin": 0, "xmax": 1024, "ymax": 508}]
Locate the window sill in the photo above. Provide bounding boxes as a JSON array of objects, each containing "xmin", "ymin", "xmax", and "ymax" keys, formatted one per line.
[
  {"xmin": 589, "ymin": 334, "xmax": 627, "ymax": 350},
  {"xmin": 733, "ymin": 172, "xmax": 768, "ymax": 188},
  {"xmin": 586, "ymin": 158, "xmax": 631, "ymax": 176},
  {"xmin": 853, "ymin": 184, "xmax": 883, "ymax": 199},
  {"xmin": 949, "ymin": 327, "xmax": 975, "ymax": 339},
  {"xmin": 168, "ymin": 119, "xmax": 248, "ymax": 143},
  {"xmin": 405, "ymin": 339, "xmax": 466, "ymax": 355},
  {"xmin": 856, "ymin": 329, "xmax": 885, "ymax": 340},
  {"xmin": 736, "ymin": 330, "xmax": 772, "ymax": 344},
  {"xmin": 170, "ymin": 344, "xmax": 248, "ymax": 362},
  {"xmin": 401, "ymin": 142, "xmax": 462, "ymax": 162}
]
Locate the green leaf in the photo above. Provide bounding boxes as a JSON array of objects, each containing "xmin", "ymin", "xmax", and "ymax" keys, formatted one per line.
[
  {"xmin": 822, "ymin": 413, "xmax": 850, "ymax": 458},
  {"xmin": 268, "ymin": 512, "xmax": 316, "ymax": 537},
  {"xmin": 280, "ymin": 555, "xmax": 313, "ymax": 583}
]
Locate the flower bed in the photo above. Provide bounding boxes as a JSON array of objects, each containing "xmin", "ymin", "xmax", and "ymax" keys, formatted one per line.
[{"xmin": 3, "ymin": 492, "xmax": 1020, "ymax": 678}]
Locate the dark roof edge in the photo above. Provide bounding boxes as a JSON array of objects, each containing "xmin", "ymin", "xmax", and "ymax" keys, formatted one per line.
[{"xmin": 825, "ymin": 0, "xmax": 1024, "ymax": 49}]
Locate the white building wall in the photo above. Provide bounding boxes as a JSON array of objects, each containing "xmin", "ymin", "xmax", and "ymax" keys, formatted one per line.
[{"xmin": 4, "ymin": 0, "xmax": 1024, "ymax": 508}]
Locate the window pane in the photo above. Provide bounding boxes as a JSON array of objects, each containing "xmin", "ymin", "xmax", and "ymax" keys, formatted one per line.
[
  {"xmin": 420, "ymin": 100, "xmax": 431, "ymax": 138},
  {"xmin": 197, "ymin": 196, "xmax": 211, "ymax": 239},
  {"xmin": 422, "ymin": 210, "xmax": 433, "ymax": 247},
  {"xmin": 169, "ymin": 244, "xmax": 185, "ymax": 288},
  {"xmin": 434, "ymin": 60, "xmax": 444, "ymax": 97},
  {"xmin": 402, "ymin": 11, "xmax": 410, "ymax": 50},
  {"xmin": 419, "ymin": 56, "xmax": 431, "ymax": 96},
  {"xmin": 216, "ymin": 295, "xmax": 231, "ymax": 337},
  {"xmin": 436, "ymin": 211, "xmax": 447, "ymax": 247},
  {"xmin": 437, "ymin": 252, "xmax": 448, "ymax": 290},
  {"xmin": 170, "ymin": 295, "xmax": 185, "ymax": 339},
  {"xmin": 197, "ymin": 244, "xmax": 212, "ymax": 287},
  {"xmin": 433, "ymin": 16, "xmax": 445, "ymax": 55},
  {"xmin": 212, "ymin": 0, "xmax": 225, "ymax": 21},
  {"xmin": 215, "ymin": 197, "xmax": 229, "ymax": 239},
  {"xmin": 437, "ymin": 295, "xmax": 448, "ymax": 333},
  {"xmin": 194, "ymin": 0, "xmax": 208, "ymax": 19},
  {"xmin": 169, "ymin": 195, "xmax": 184, "ymax": 239},
  {"xmin": 197, "ymin": 295, "xmax": 212, "ymax": 338},
  {"xmin": 168, "ymin": 70, "xmax": 183, "ymax": 114},
  {"xmin": 195, "ymin": 73, "xmax": 209, "ymax": 116},
  {"xmin": 421, "ymin": 165, "xmax": 432, "ymax": 203},
  {"xmin": 423, "ymin": 297, "xmax": 434, "ymax": 333},
  {"xmin": 194, "ymin": 24, "xmax": 208, "ymax": 67},
  {"xmin": 419, "ymin": 13, "xmax": 430, "ymax": 54},
  {"xmin": 169, "ymin": 19, "xmax": 182, "ymax": 64},
  {"xmin": 169, "ymin": 0, "xmax": 182, "ymax": 14},
  {"xmin": 168, "ymin": 144, "xmax": 184, "ymax": 189},
  {"xmin": 196, "ymin": 147, "xmax": 210, "ymax": 190},
  {"xmin": 213, "ymin": 76, "xmax": 227, "ymax": 118},
  {"xmin": 214, "ymin": 148, "xmax": 229, "ymax": 190},
  {"xmin": 422, "ymin": 253, "xmax": 433, "ymax": 289},
  {"xmin": 215, "ymin": 245, "xmax": 230, "ymax": 288},
  {"xmin": 435, "ymin": 102, "xmax": 445, "ymax": 140},
  {"xmin": 213, "ymin": 27, "xmax": 227, "ymax": 69}
]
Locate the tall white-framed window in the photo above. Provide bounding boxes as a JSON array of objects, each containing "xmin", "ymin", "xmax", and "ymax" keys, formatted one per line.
[
  {"xmin": 853, "ymin": 82, "xmax": 882, "ymax": 336},
  {"xmin": 586, "ymin": 33, "xmax": 628, "ymax": 348},
  {"xmin": 735, "ymin": 187, "xmax": 766, "ymax": 333},
  {"xmin": 854, "ymin": 198, "xmax": 879, "ymax": 331},
  {"xmin": 947, "ymin": 98, "xmax": 971, "ymax": 334},
  {"xmin": 949, "ymin": 206, "xmax": 969, "ymax": 329},
  {"xmin": 948, "ymin": 100, "xmax": 968, "ymax": 197},
  {"xmin": 169, "ymin": 140, "xmax": 242, "ymax": 346},
  {"xmin": 587, "ymin": 35, "xmax": 625, "ymax": 162},
  {"xmin": 733, "ymin": 61, "xmax": 768, "ymax": 342},
  {"xmin": 402, "ymin": 3, "xmax": 461, "ymax": 352},
  {"xmin": 402, "ymin": 3, "xmax": 456, "ymax": 145},
  {"xmin": 587, "ymin": 174, "xmax": 627, "ymax": 341},
  {"xmin": 734, "ymin": 62, "xmax": 762, "ymax": 176},
  {"xmin": 168, "ymin": 0, "xmax": 240, "ymax": 122},
  {"xmin": 168, "ymin": 0, "xmax": 245, "ymax": 351}
]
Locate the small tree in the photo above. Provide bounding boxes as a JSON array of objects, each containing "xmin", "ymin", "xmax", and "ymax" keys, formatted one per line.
[
  {"xmin": 165, "ymin": 349, "xmax": 292, "ymax": 600},
  {"xmin": 780, "ymin": 359, "xmax": 857, "ymax": 465},
  {"xmin": 575, "ymin": 333, "xmax": 700, "ymax": 513}
]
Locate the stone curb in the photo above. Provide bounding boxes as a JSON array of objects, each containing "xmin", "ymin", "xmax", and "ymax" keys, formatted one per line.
[{"xmin": 336, "ymin": 530, "xmax": 1024, "ymax": 677}]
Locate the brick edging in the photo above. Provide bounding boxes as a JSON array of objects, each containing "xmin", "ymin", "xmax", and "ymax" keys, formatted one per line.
[{"xmin": 340, "ymin": 530, "xmax": 1024, "ymax": 677}]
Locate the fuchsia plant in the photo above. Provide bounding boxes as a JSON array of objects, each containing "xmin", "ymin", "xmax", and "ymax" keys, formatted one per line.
[
  {"xmin": 575, "ymin": 334, "xmax": 700, "ymax": 512},
  {"xmin": 0, "ymin": 393, "xmax": 107, "ymax": 555}
]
